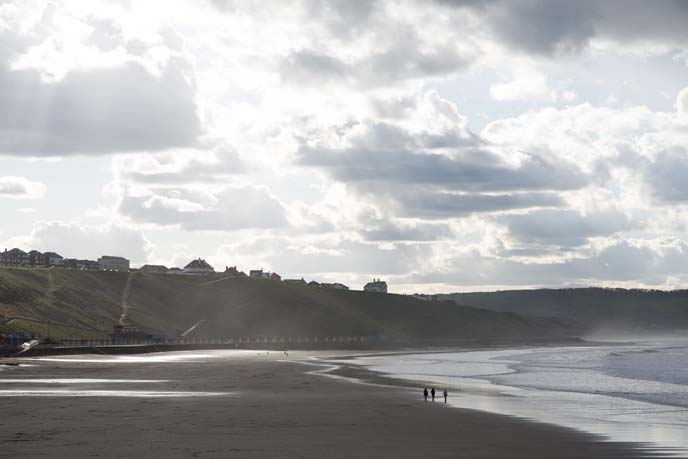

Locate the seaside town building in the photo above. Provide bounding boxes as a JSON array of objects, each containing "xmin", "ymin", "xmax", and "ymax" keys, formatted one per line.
[
  {"xmin": 0, "ymin": 249, "xmax": 66, "ymax": 268},
  {"xmin": 321, "ymin": 282, "xmax": 349, "ymax": 290},
  {"xmin": 0, "ymin": 247, "xmax": 305, "ymax": 290},
  {"xmin": 0, "ymin": 248, "xmax": 30, "ymax": 267},
  {"xmin": 43, "ymin": 252, "xmax": 64, "ymax": 266},
  {"xmin": 283, "ymin": 278, "xmax": 307, "ymax": 286},
  {"xmin": 140, "ymin": 264, "xmax": 168, "ymax": 274},
  {"xmin": 224, "ymin": 266, "xmax": 247, "ymax": 277},
  {"xmin": 61, "ymin": 259, "xmax": 100, "ymax": 270},
  {"xmin": 98, "ymin": 255, "xmax": 130, "ymax": 272},
  {"xmin": 28, "ymin": 250, "xmax": 47, "ymax": 267},
  {"xmin": 183, "ymin": 258, "xmax": 215, "ymax": 274},
  {"xmin": 249, "ymin": 269, "xmax": 271, "ymax": 279},
  {"xmin": 364, "ymin": 279, "xmax": 388, "ymax": 293}
]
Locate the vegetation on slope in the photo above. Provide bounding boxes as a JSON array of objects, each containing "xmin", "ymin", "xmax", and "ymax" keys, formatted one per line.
[
  {"xmin": 440, "ymin": 288, "xmax": 688, "ymax": 335},
  {"xmin": 0, "ymin": 268, "xmax": 570, "ymax": 341}
]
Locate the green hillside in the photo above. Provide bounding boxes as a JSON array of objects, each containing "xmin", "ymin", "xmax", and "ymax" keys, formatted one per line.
[
  {"xmin": 0, "ymin": 267, "xmax": 571, "ymax": 342},
  {"xmin": 441, "ymin": 288, "xmax": 688, "ymax": 335}
]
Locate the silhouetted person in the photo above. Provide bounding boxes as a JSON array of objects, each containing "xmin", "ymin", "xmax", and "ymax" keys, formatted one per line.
[
  {"xmin": 443, "ymin": 389, "xmax": 448, "ymax": 403},
  {"xmin": 423, "ymin": 387, "xmax": 428, "ymax": 401},
  {"xmin": 431, "ymin": 387, "xmax": 436, "ymax": 402}
]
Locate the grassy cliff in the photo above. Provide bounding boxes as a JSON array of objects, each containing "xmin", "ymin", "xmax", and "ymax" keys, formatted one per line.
[
  {"xmin": 441, "ymin": 288, "xmax": 688, "ymax": 335},
  {"xmin": 0, "ymin": 268, "xmax": 571, "ymax": 342}
]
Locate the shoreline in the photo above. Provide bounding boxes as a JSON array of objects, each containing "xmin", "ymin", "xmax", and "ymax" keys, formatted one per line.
[
  {"xmin": 0, "ymin": 336, "xmax": 589, "ymax": 358},
  {"xmin": 0, "ymin": 348, "xmax": 670, "ymax": 458},
  {"xmin": 315, "ymin": 347, "xmax": 685, "ymax": 458}
]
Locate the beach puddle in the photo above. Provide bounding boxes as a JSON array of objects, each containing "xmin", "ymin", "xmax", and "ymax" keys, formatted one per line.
[
  {"xmin": 30, "ymin": 350, "xmax": 255, "ymax": 364},
  {"xmin": 0, "ymin": 378, "xmax": 168, "ymax": 384},
  {"xmin": 0, "ymin": 389, "xmax": 234, "ymax": 397}
]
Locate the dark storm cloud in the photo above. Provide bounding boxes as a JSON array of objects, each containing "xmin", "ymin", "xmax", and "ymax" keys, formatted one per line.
[
  {"xmin": 0, "ymin": 60, "xmax": 200, "ymax": 156},
  {"xmin": 436, "ymin": 0, "xmax": 688, "ymax": 55},
  {"xmin": 499, "ymin": 209, "xmax": 635, "ymax": 247}
]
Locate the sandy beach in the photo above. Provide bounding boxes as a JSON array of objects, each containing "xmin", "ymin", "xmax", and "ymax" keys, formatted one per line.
[{"xmin": 0, "ymin": 350, "xmax": 662, "ymax": 458}]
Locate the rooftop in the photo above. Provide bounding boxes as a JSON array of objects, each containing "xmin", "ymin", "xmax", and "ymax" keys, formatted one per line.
[{"xmin": 184, "ymin": 258, "xmax": 214, "ymax": 270}]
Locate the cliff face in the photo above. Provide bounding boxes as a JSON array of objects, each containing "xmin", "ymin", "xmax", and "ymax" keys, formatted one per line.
[{"xmin": 0, "ymin": 268, "xmax": 571, "ymax": 341}]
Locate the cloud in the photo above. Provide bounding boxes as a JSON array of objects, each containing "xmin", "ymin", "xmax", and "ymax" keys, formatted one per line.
[
  {"xmin": 0, "ymin": 59, "xmax": 200, "ymax": 156},
  {"xmin": 644, "ymin": 148, "xmax": 688, "ymax": 203},
  {"xmin": 677, "ymin": 87, "xmax": 688, "ymax": 117},
  {"xmin": 297, "ymin": 93, "xmax": 588, "ymax": 219},
  {"xmin": 117, "ymin": 184, "xmax": 288, "ymax": 231},
  {"xmin": 499, "ymin": 209, "xmax": 635, "ymax": 247},
  {"xmin": 361, "ymin": 219, "xmax": 454, "ymax": 242},
  {"xmin": 211, "ymin": 234, "xmax": 431, "ymax": 283},
  {"xmin": 6, "ymin": 221, "xmax": 153, "ymax": 263},
  {"xmin": 405, "ymin": 236, "xmax": 688, "ymax": 290},
  {"xmin": 0, "ymin": 176, "xmax": 47, "ymax": 199},
  {"xmin": 301, "ymin": 142, "xmax": 586, "ymax": 192},
  {"xmin": 114, "ymin": 147, "xmax": 245, "ymax": 185},
  {"xmin": 391, "ymin": 190, "xmax": 563, "ymax": 219},
  {"xmin": 281, "ymin": 38, "xmax": 473, "ymax": 89},
  {"xmin": 436, "ymin": 0, "xmax": 688, "ymax": 56},
  {"xmin": 489, "ymin": 68, "xmax": 558, "ymax": 102}
]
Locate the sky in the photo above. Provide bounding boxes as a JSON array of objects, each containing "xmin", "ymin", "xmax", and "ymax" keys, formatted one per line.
[{"xmin": 1, "ymin": 0, "xmax": 688, "ymax": 293}]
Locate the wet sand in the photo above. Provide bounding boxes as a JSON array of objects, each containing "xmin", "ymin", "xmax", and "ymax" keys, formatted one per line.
[{"xmin": 0, "ymin": 350, "xmax": 663, "ymax": 458}]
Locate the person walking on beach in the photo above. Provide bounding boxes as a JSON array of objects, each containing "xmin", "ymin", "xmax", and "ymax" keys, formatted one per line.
[
  {"xmin": 443, "ymin": 389, "xmax": 448, "ymax": 403},
  {"xmin": 431, "ymin": 387, "xmax": 436, "ymax": 402},
  {"xmin": 423, "ymin": 387, "xmax": 428, "ymax": 401}
]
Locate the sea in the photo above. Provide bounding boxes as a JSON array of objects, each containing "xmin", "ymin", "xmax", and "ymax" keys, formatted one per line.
[{"xmin": 348, "ymin": 339, "xmax": 688, "ymax": 456}]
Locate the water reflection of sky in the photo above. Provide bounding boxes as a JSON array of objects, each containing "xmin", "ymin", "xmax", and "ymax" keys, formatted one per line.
[
  {"xmin": 0, "ymin": 389, "xmax": 232, "ymax": 397},
  {"xmin": 354, "ymin": 343, "xmax": 688, "ymax": 457},
  {"xmin": 0, "ymin": 379, "xmax": 168, "ymax": 383}
]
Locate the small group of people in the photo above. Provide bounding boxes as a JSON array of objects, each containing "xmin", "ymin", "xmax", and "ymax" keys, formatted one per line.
[{"xmin": 423, "ymin": 387, "xmax": 447, "ymax": 403}]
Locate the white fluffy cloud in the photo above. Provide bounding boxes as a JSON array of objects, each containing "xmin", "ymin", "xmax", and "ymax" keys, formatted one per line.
[
  {"xmin": 0, "ymin": 3, "xmax": 200, "ymax": 157},
  {"xmin": 6, "ymin": 221, "xmax": 153, "ymax": 263},
  {"xmin": 113, "ymin": 147, "xmax": 244, "ymax": 185},
  {"xmin": 117, "ymin": 184, "xmax": 288, "ymax": 231},
  {"xmin": 677, "ymin": 87, "xmax": 688, "ymax": 116},
  {"xmin": 0, "ymin": 176, "xmax": 47, "ymax": 199},
  {"xmin": 2, "ymin": 1, "xmax": 688, "ymax": 291},
  {"xmin": 489, "ymin": 68, "xmax": 558, "ymax": 102}
]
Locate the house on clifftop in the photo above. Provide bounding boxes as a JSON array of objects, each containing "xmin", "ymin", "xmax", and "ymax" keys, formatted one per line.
[
  {"xmin": 140, "ymin": 264, "xmax": 168, "ymax": 274},
  {"xmin": 0, "ymin": 248, "xmax": 30, "ymax": 267},
  {"xmin": 224, "ymin": 266, "xmax": 247, "ymax": 277},
  {"xmin": 364, "ymin": 278, "xmax": 388, "ymax": 293},
  {"xmin": 98, "ymin": 255, "xmax": 130, "ymax": 272},
  {"xmin": 184, "ymin": 258, "xmax": 215, "ymax": 274}
]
